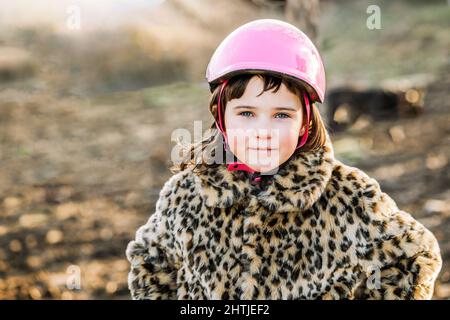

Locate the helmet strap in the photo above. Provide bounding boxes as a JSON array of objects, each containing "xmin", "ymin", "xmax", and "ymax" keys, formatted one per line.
[
  {"xmin": 215, "ymin": 79, "xmax": 229, "ymax": 147},
  {"xmin": 295, "ymin": 91, "xmax": 311, "ymax": 150}
]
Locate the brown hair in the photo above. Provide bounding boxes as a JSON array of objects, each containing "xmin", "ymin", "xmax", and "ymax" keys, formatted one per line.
[{"xmin": 171, "ymin": 72, "xmax": 328, "ymax": 174}]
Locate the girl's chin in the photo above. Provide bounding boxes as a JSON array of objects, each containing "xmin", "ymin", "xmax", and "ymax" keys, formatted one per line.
[
  {"xmin": 239, "ymin": 153, "xmax": 293, "ymax": 173},
  {"xmin": 243, "ymin": 157, "xmax": 282, "ymax": 173},
  {"xmin": 247, "ymin": 164, "xmax": 280, "ymax": 174}
]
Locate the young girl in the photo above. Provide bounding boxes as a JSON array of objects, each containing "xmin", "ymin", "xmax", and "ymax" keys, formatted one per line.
[{"xmin": 126, "ymin": 19, "xmax": 442, "ymax": 300}]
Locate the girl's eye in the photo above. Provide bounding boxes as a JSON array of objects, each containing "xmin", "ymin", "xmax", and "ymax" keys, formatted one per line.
[
  {"xmin": 275, "ymin": 113, "xmax": 290, "ymax": 119},
  {"xmin": 238, "ymin": 111, "xmax": 254, "ymax": 117}
]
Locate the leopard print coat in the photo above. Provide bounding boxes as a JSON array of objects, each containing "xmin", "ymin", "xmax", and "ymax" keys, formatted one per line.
[{"xmin": 126, "ymin": 131, "xmax": 442, "ymax": 300}]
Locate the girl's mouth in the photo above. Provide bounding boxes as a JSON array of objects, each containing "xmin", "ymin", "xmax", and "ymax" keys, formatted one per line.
[{"xmin": 248, "ymin": 148, "xmax": 277, "ymax": 151}]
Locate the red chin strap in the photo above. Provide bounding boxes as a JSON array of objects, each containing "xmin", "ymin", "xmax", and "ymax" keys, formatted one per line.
[{"xmin": 214, "ymin": 79, "xmax": 310, "ymax": 173}]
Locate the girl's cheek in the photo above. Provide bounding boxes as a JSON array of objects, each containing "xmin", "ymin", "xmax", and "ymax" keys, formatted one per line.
[
  {"xmin": 278, "ymin": 126, "xmax": 298, "ymax": 145},
  {"xmin": 227, "ymin": 114, "xmax": 248, "ymax": 128}
]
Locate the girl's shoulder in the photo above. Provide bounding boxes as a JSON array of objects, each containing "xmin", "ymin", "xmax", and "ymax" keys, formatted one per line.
[
  {"xmin": 330, "ymin": 159, "xmax": 382, "ymax": 194},
  {"xmin": 159, "ymin": 167, "xmax": 199, "ymax": 197},
  {"xmin": 155, "ymin": 167, "xmax": 208, "ymax": 209},
  {"xmin": 329, "ymin": 159, "xmax": 401, "ymax": 219}
]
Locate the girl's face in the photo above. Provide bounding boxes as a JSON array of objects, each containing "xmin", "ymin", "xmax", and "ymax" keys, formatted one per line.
[{"xmin": 224, "ymin": 76, "xmax": 305, "ymax": 173}]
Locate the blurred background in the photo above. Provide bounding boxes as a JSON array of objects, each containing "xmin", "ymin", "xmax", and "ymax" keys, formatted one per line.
[{"xmin": 0, "ymin": 0, "xmax": 448, "ymax": 299}]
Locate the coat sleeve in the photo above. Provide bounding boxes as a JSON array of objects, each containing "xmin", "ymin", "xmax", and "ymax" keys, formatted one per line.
[
  {"xmin": 125, "ymin": 177, "xmax": 180, "ymax": 300},
  {"xmin": 355, "ymin": 177, "xmax": 442, "ymax": 300}
]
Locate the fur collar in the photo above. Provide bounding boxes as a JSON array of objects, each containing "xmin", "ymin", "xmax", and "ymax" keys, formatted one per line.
[{"xmin": 194, "ymin": 131, "xmax": 335, "ymax": 213}]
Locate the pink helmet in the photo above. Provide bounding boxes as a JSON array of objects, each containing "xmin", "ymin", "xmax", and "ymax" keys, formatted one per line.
[
  {"xmin": 206, "ymin": 19, "xmax": 326, "ymax": 174},
  {"xmin": 206, "ymin": 19, "xmax": 326, "ymax": 103}
]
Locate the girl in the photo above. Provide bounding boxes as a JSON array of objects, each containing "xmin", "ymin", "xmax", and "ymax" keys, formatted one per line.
[{"xmin": 126, "ymin": 19, "xmax": 442, "ymax": 300}]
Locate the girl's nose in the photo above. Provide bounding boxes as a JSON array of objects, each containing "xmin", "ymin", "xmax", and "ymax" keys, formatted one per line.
[{"xmin": 256, "ymin": 129, "xmax": 272, "ymax": 140}]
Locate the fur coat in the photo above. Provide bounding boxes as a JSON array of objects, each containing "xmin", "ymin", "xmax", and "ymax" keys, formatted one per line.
[{"xmin": 126, "ymin": 131, "xmax": 442, "ymax": 300}]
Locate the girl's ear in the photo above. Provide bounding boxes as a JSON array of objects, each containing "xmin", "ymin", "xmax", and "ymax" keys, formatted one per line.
[{"xmin": 299, "ymin": 126, "xmax": 306, "ymax": 136}]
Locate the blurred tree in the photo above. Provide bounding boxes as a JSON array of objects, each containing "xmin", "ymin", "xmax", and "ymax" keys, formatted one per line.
[
  {"xmin": 284, "ymin": 0, "xmax": 319, "ymax": 42},
  {"xmin": 247, "ymin": 0, "xmax": 320, "ymax": 42}
]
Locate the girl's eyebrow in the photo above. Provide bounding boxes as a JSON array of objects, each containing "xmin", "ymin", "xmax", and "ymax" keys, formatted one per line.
[{"xmin": 233, "ymin": 105, "xmax": 299, "ymax": 111}]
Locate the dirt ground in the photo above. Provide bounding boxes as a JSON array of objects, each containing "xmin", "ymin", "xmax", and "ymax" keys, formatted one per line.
[
  {"xmin": 0, "ymin": 0, "xmax": 449, "ymax": 300},
  {"xmin": 0, "ymin": 67, "xmax": 448, "ymax": 299}
]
